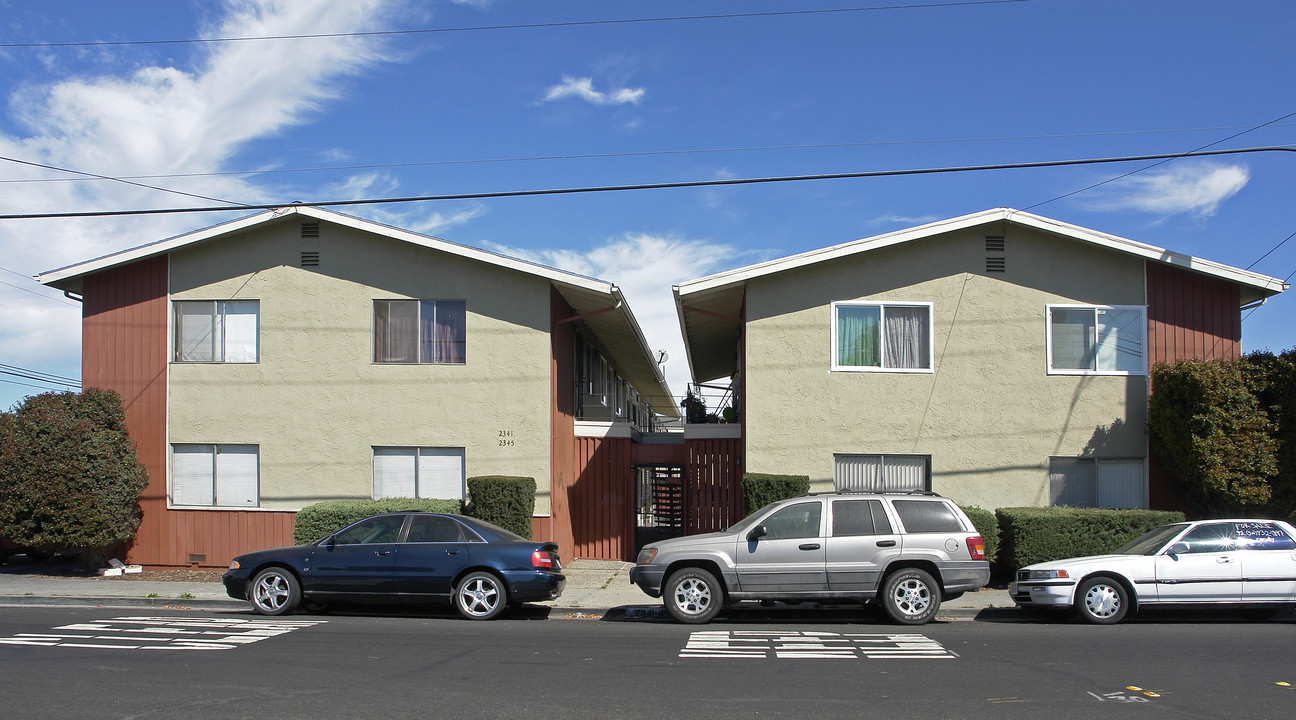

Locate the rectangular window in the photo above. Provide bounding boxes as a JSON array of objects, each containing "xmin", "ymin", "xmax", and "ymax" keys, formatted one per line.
[
  {"xmin": 833, "ymin": 454, "xmax": 931, "ymax": 493},
  {"xmin": 170, "ymin": 444, "xmax": 259, "ymax": 507},
  {"xmin": 1049, "ymin": 457, "xmax": 1146, "ymax": 508},
  {"xmin": 832, "ymin": 302, "xmax": 932, "ymax": 371},
  {"xmin": 1047, "ymin": 305, "xmax": 1145, "ymax": 375},
  {"xmin": 374, "ymin": 300, "xmax": 466, "ymax": 364},
  {"xmin": 372, "ymin": 447, "xmax": 465, "ymax": 500},
  {"xmin": 173, "ymin": 300, "xmax": 259, "ymax": 363}
]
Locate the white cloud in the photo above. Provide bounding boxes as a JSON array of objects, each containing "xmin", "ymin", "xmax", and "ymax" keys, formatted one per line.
[
  {"xmin": 486, "ymin": 233, "xmax": 744, "ymax": 398},
  {"xmin": 1081, "ymin": 162, "xmax": 1250, "ymax": 218},
  {"xmin": 540, "ymin": 76, "xmax": 645, "ymax": 106},
  {"xmin": 0, "ymin": 0, "xmax": 409, "ymax": 408},
  {"xmin": 869, "ymin": 213, "xmax": 939, "ymax": 227}
]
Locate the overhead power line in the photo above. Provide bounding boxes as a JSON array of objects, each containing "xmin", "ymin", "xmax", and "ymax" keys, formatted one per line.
[
  {"xmin": 1, "ymin": 145, "xmax": 1292, "ymax": 221},
  {"xmin": 0, "ymin": 2, "xmax": 1034, "ymax": 49},
  {"xmin": 4, "ymin": 123, "xmax": 1293, "ymax": 187}
]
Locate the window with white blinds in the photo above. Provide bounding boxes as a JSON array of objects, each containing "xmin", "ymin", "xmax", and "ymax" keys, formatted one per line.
[
  {"xmin": 173, "ymin": 300, "xmax": 259, "ymax": 363},
  {"xmin": 1049, "ymin": 457, "xmax": 1146, "ymax": 508},
  {"xmin": 171, "ymin": 444, "xmax": 259, "ymax": 507},
  {"xmin": 372, "ymin": 447, "xmax": 465, "ymax": 500},
  {"xmin": 833, "ymin": 454, "xmax": 931, "ymax": 493}
]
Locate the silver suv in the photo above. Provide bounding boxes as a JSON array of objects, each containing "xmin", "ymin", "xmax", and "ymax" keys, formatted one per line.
[{"xmin": 629, "ymin": 491, "xmax": 990, "ymax": 625}]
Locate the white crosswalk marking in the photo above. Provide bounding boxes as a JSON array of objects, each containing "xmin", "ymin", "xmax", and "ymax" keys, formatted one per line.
[
  {"xmin": 0, "ymin": 616, "xmax": 326, "ymax": 651},
  {"xmin": 680, "ymin": 630, "xmax": 957, "ymax": 659}
]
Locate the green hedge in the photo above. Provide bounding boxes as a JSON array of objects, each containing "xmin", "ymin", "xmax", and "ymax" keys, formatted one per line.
[
  {"xmin": 466, "ymin": 476, "xmax": 535, "ymax": 539},
  {"xmin": 293, "ymin": 498, "xmax": 461, "ymax": 545},
  {"xmin": 995, "ymin": 506, "xmax": 1184, "ymax": 573},
  {"xmin": 741, "ymin": 473, "xmax": 810, "ymax": 516},
  {"xmin": 959, "ymin": 506, "xmax": 999, "ymax": 565}
]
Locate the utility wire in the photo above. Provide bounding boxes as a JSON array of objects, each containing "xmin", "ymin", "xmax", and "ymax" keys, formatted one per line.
[
  {"xmin": 4, "ymin": 123, "xmax": 1293, "ymax": 187},
  {"xmin": 2, "ymin": 146, "xmax": 1293, "ymax": 221},
  {"xmin": 0, "ymin": 363, "xmax": 80, "ymax": 385},
  {"xmin": 0, "ymin": 155, "xmax": 250, "ymax": 207},
  {"xmin": 0, "ymin": 1, "xmax": 1034, "ymax": 49},
  {"xmin": 1025, "ymin": 111, "xmax": 1296, "ymax": 212}
]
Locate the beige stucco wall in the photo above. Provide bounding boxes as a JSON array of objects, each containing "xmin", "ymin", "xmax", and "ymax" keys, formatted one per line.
[
  {"xmin": 167, "ymin": 217, "xmax": 554, "ymax": 513},
  {"xmin": 743, "ymin": 223, "xmax": 1148, "ymax": 509}
]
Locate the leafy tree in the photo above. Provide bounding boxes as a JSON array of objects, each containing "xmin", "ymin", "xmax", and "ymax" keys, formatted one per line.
[
  {"xmin": 1148, "ymin": 359, "xmax": 1277, "ymax": 516},
  {"xmin": 1243, "ymin": 349, "xmax": 1296, "ymax": 518},
  {"xmin": 0, "ymin": 389, "xmax": 149, "ymax": 563}
]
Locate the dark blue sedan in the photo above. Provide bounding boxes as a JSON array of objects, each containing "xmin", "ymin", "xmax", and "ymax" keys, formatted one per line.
[{"xmin": 222, "ymin": 512, "xmax": 565, "ymax": 620}]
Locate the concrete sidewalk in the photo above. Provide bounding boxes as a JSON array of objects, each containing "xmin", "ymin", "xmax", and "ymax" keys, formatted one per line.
[{"xmin": 0, "ymin": 558, "xmax": 1016, "ymax": 620}]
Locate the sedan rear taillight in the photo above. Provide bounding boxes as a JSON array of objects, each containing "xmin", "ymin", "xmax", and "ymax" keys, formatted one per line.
[
  {"xmin": 966, "ymin": 536, "xmax": 986, "ymax": 561},
  {"xmin": 532, "ymin": 550, "xmax": 559, "ymax": 569}
]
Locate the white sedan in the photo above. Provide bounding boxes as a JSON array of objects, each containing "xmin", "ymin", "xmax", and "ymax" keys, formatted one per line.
[{"xmin": 1009, "ymin": 519, "xmax": 1296, "ymax": 623}]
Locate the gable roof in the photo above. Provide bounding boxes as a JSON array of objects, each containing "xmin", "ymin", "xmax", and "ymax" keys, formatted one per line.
[
  {"xmin": 674, "ymin": 207, "xmax": 1289, "ymax": 384},
  {"xmin": 37, "ymin": 205, "xmax": 677, "ymax": 417}
]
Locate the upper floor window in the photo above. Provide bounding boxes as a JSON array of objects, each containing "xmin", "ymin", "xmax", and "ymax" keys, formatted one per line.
[
  {"xmin": 832, "ymin": 301, "xmax": 932, "ymax": 371},
  {"xmin": 174, "ymin": 300, "xmax": 258, "ymax": 363},
  {"xmin": 1047, "ymin": 305, "xmax": 1145, "ymax": 375},
  {"xmin": 373, "ymin": 300, "xmax": 466, "ymax": 364}
]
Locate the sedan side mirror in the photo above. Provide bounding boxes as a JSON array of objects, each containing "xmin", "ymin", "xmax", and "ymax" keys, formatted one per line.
[
  {"xmin": 1167, "ymin": 542, "xmax": 1189, "ymax": 556},
  {"xmin": 747, "ymin": 525, "xmax": 768, "ymax": 542}
]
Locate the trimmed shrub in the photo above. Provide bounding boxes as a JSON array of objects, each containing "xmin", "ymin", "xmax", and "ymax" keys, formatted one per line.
[
  {"xmin": 741, "ymin": 473, "xmax": 810, "ymax": 516},
  {"xmin": 996, "ymin": 506, "xmax": 1184, "ymax": 574},
  {"xmin": 0, "ymin": 389, "xmax": 149, "ymax": 564},
  {"xmin": 293, "ymin": 498, "xmax": 461, "ymax": 545},
  {"xmin": 465, "ymin": 476, "xmax": 536, "ymax": 539},
  {"xmin": 959, "ymin": 506, "xmax": 999, "ymax": 565}
]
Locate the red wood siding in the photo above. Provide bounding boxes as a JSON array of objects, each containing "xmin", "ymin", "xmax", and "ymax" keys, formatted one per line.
[
  {"xmin": 1146, "ymin": 261, "xmax": 1241, "ymax": 365},
  {"xmin": 82, "ymin": 257, "xmax": 294, "ymax": 567},
  {"xmin": 549, "ymin": 287, "xmax": 577, "ymax": 560},
  {"xmin": 569, "ymin": 436, "xmax": 634, "ymax": 560},
  {"xmin": 685, "ymin": 438, "xmax": 743, "ymax": 534}
]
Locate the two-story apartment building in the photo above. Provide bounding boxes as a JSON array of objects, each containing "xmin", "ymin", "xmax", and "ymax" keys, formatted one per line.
[
  {"xmin": 674, "ymin": 208, "xmax": 1287, "ymax": 512},
  {"xmin": 37, "ymin": 205, "xmax": 682, "ymax": 566}
]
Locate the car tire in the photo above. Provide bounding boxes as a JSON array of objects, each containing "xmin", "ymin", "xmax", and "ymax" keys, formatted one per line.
[
  {"xmin": 455, "ymin": 571, "xmax": 508, "ymax": 621},
  {"xmin": 1075, "ymin": 576, "xmax": 1128, "ymax": 624},
  {"xmin": 301, "ymin": 600, "xmax": 332, "ymax": 615},
  {"xmin": 664, "ymin": 567, "xmax": 723, "ymax": 624},
  {"xmin": 881, "ymin": 568, "xmax": 941, "ymax": 625},
  {"xmin": 250, "ymin": 567, "xmax": 301, "ymax": 616}
]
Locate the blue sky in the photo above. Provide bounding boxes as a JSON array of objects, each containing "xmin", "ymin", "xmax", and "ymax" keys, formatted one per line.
[{"xmin": 1, "ymin": 0, "xmax": 1293, "ymax": 412}]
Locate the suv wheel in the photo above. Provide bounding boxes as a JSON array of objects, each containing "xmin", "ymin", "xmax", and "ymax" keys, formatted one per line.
[
  {"xmin": 664, "ymin": 567, "xmax": 722, "ymax": 624},
  {"xmin": 881, "ymin": 568, "xmax": 941, "ymax": 625}
]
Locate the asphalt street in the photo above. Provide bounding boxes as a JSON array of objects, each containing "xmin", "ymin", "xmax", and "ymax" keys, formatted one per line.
[{"xmin": 1, "ymin": 605, "xmax": 1293, "ymax": 719}]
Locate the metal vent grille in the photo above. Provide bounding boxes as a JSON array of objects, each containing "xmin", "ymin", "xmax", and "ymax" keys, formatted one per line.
[
  {"xmin": 301, "ymin": 251, "xmax": 320, "ymax": 267},
  {"xmin": 301, "ymin": 222, "xmax": 320, "ymax": 238},
  {"xmin": 985, "ymin": 235, "xmax": 1005, "ymax": 272}
]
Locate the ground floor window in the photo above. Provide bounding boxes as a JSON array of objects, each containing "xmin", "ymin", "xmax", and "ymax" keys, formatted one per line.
[
  {"xmin": 372, "ymin": 447, "xmax": 465, "ymax": 500},
  {"xmin": 1048, "ymin": 457, "xmax": 1146, "ymax": 508},
  {"xmin": 171, "ymin": 444, "xmax": 259, "ymax": 507},
  {"xmin": 833, "ymin": 454, "xmax": 931, "ymax": 493}
]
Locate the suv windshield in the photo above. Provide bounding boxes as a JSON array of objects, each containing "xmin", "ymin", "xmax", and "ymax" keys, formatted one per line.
[{"xmin": 1115, "ymin": 524, "xmax": 1186, "ymax": 555}]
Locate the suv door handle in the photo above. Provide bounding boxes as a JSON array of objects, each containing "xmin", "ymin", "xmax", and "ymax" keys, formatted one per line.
[
  {"xmin": 876, "ymin": 540, "xmax": 897, "ymax": 547},
  {"xmin": 375, "ymin": 550, "xmax": 391, "ymax": 557},
  {"xmin": 798, "ymin": 543, "xmax": 821, "ymax": 551}
]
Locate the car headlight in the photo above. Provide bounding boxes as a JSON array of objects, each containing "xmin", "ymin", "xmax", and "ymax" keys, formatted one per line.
[
  {"xmin": 635, "ymin": 548, "xmax": 658, "ymax": 565},
  {"xmin": 228, "ymin": 560, "xmax": 240, "ymax": 571},
  {"xmin": 1025, "ymin": 569, "xmax": 1069, "ymax": 580}
]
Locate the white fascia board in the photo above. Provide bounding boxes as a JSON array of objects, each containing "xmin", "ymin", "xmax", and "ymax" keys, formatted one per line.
[
  {"xmin": 609, "ymin": 284, "xmax": 670, "ymax": 390},
  {"xmin": 672, "ymin": 284, "xmax": 702, "ymax": 386},
  {"xmin": 36, "ymin": 205, "xmax": 615, "ymax": 296},
  {"xmin": 675, "ymin": 207, "xmax": 1287, "ymax": 298}
]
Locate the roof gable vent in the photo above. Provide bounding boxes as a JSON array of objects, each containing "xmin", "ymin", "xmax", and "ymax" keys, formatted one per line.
[
  {"xmin": 985, "ymin": 235, "xmax": 1005, "ymax": 273},
  {"xmin": 301, "ymin": 251, "xmax": 320, "ymax": 268},
  {"xmin": 301, "ymin": 222, "xmax": 320, "ymax": 238}
]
